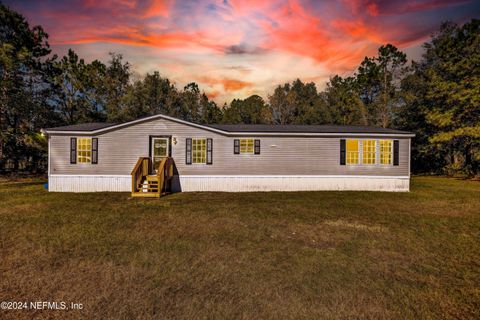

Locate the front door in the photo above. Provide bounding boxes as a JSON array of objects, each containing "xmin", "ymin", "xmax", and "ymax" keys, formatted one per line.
[{"xmin": 151, "ymin": 137, "xmax": 169, "ymax": 172}]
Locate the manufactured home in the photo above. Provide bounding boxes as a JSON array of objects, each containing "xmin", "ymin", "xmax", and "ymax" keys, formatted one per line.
[{"xmin": 43, "ymin": 114, "xmax": 414, "ymax": 196}]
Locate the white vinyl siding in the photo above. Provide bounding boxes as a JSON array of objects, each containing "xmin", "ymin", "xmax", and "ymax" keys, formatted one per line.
[{"xmin": 49, "ymin": 117, "xmax": 410, "ymax": 177}]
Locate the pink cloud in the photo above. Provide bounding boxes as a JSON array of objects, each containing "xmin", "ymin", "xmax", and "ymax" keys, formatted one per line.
[
  {"xmin": 367, "ymin": 3, "xmax": 379, "ymax": 16},
  {"xmin": 142, "ymin": 0, "xmax": 173, "ymax": 17},
  {"xmin": 4, "ymin": 0, "xmax": 477, "ymax": 103}
]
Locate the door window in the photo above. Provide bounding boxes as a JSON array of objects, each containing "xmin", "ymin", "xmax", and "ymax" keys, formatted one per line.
[{"xmin": 152, "ymin": 138, "xmax": 169, "ymax": 171}]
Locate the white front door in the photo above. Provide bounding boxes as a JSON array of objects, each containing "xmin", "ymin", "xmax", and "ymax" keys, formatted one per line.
[{"xmin": 151, "ymin": 137, "xmax": 169, "ymax": 172}]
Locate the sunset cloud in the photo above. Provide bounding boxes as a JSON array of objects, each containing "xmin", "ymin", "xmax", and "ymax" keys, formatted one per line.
[
  {"xmin": 197, "ymin": 76, "xmax": 253, "ymax": 91},
  {"xmin": 5, "ymin": 0, "xmax": 479, "ymax": 103},
  {"xmin": 142, "ymin": 0, "xmax": 173, "ymax": 17}
]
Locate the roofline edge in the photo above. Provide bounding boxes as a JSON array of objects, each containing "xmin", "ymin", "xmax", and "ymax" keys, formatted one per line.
[{"xmin": 42, "ymin": 113, "xmax": 415, "ymax": 137}]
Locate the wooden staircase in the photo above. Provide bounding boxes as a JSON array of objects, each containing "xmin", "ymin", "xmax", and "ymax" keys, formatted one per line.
[{"xmin": 131, "ymin": 157, "xmax": 174, "ymax": 198}]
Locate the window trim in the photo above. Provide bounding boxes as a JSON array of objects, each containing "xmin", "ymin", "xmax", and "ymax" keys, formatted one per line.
[
  {"xmin": 191, "ymin": 137, "xmax": 207, "ymax": 165},
  {"xmin": 239, "ymin": 138, "xmax": 255, "ymax": 155},
  {"xmin": 362, "ymin": 139, "xmax": 377, "ymax": 165},
  {"xmin": 76, "ymin": 137, "xmax": 93, "ymax": 165},
  {"xmin": 346, "ymin": 139, "xmax": 360, "ymax": 165},
  {"xmin": 345, "ymin": 139, "xmax": 394, "ymax": 167},
  {"xmin": 379, "ymin": 139, "xmax": 393, "ymax": 165}
]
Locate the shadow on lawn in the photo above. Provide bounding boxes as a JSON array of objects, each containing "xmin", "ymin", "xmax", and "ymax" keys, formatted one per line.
[{"xmin": 1, "ymin": 181, "xmax": 47, "ymax": 189}]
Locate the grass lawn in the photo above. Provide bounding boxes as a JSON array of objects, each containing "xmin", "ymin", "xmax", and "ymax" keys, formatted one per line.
[{"xmin": 0, "ymin": 177, "xmax": 479, "ymax": 319}]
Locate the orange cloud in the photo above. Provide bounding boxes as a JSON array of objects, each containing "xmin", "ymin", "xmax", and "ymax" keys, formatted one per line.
[
  {"xmin": 260, "ymin": 0, "xmax": 361, "ymax": 69},
  {"xmin": 198, "ymin": 76, "xmax": 253, "ymax": 92},
  {"xmin": 143, "ymin": 0, "xmax": 173, "ymax": 17},
  {"xmin": 206, "ymin": 90, "xmax": 221, "ymax": 99},
  {"xmin": 228, "ymin": 0, "xmax": 278, "ymax": 15},
  {"xmin": 332, "ymin": 19, "xmax": 385, "ymax": 44},
  {"xmin": 221, "ymin": 78, "xmax": 253, "ymax": 91}
]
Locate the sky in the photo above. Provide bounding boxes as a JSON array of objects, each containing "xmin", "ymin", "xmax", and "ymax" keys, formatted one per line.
[{"xmin": 5, "ymin": 0, "xmax": 480, "ymax": 104}]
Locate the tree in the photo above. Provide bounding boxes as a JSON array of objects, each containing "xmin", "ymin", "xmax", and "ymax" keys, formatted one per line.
[
  {"xmin": 222, "ymin": 95, "xmax": 271, "ymax": 124},
  {"xmin": 269, "ymin": 79, "xmax": 331, "ymax": 125},
  {"xmin": 103, "ymin": 53, "xmax": 131, "ymax": 122},
  {"xmin": 356, "ymin": 44, "xmax": 407, "ymax": 127},
  {"xmin": 179, "ymin": 82, "xmax": 202, "ymax": 122},
  {"xmin": 139, "ymin": 71, "xmax": 178, "ymax": 117},
  {"xmin": 51, "ymin": 49, "xmax": 106, "ymax": 124},
  {"xmin": 122, "ymin": 71, "xmax": 178, "ymax": 121},
  {"xmin": 407, "ymin": 20, "xmax": 479, "ymax": 175},
  {"xmin": 0, "ymin": 3, "xmax": 53, "ymax": 171},
  {"xmin": 356, "ymin": 57, "xmax": 380, "ymax": 125},
  {"xmin": 198, "ymin": 93, "xmax": 223, "ymax": 124},
  {"xmin": 322, "ymin": 75, "xmax": 367, "ymax": 125},
  {"xmin": 268, "ymin": 83, "xmax": 296, "ymax": 124},
  {"xmin": 397, "ymin": 64, "xmax": 444, "ymax": 173}
]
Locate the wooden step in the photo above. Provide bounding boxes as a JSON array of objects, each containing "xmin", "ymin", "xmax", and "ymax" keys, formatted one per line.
[
  {"xmin": 146, "ymin": 175, "xmax": 159, "ymax": 182},
  {"xmin": 131, "ymin": 192, "xmax": 160, "ymax": 198},
  {"xmin": 139, "ymin": 183, "xmax": 159, "ymax": 188}
]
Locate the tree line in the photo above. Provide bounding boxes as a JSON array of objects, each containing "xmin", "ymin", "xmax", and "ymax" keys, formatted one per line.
[{"xmin": 0, "ymin": 4, "xmax": 478, "ymax": 176}]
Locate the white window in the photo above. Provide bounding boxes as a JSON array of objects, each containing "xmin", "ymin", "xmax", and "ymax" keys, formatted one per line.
[
  {"xmin": 192, "ymin": 138, "xmax": 206, "ymax": 164},
  {"xmin": 240, "ymin": 139, "xmax": 254, "ymax": 154},
  {"xmin": 362, "ymin": 140, "xmax": 376, "ymax": 165},
  {"xmin": 380, "ymin": 140, "xmax": 393, "ymax": 165},
  {"xmin": 346, "ymin": 139, "xmax": 393, "ymax": 166},
  {"xmin": 77, "ymin": 138, "xmax": 91, "ymax": 163},
  {"xmin": 346, "ymin": 139, "xmax": 359, "ymax": 165}
]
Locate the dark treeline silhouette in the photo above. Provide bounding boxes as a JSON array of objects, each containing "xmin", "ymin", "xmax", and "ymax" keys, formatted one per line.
[{"xmin": 0, "ymin": 4, "xmax": 478, "ymax": 176}]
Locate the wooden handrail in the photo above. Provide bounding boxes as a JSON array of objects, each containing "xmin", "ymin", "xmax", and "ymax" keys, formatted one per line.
[
  {"xmin": 131, "ymin": 157, "xmax": 151, "ymax": 194},
  {"xmin": 156, "ymin": 157, "xmax": 174, "ymax": 196},
  {"xmin": 131, "ymin": 157, "xmax": 150, "ymax": 175},
  {"xmin": 131, "ymin": 156, "xmax": 174, "ymax": 197}
]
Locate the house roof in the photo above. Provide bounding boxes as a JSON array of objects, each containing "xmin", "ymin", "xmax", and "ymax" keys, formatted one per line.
[
  {"xmin": 43, "ymin": 114, "xmax": 414, "ymax": 137},
  {"xmin": 45, "ymin": 122, "xmax": 117, "ymax": 132},
  {"xmin": 206, "ymin": 124, "xmax": 411, "ymax": 135}
]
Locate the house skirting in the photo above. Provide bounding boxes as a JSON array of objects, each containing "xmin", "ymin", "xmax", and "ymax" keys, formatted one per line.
[
  {"xmin": 48, "ymin": 174, "xmax": 410, "ymax": 192},
  {"xmin": 48, "ymin": 175, "xmax": 132, "ymax": 192}
]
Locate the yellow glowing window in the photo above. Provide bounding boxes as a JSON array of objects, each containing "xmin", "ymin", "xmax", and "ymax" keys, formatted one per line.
[
  {"xmin": 240, "ymin": 139, "xmax": 254, "ymax": 154},
  {"xmin": 380, "ymin": 140, "xmax": 393, "ymax": 165},
  {"xmin": 346, "ymin": 140, "xmax": 359, "ymax": 164},
  {"xmin": 77, "ymin": 138, "xmax": 92, "ymax": 163},
  {"xmin": 362, "ymin": 140, "xmax": 376, "ymax": 164},
  {"xmin": 192, "ymin": 138, "xmax": 206, "ymax": 164}
]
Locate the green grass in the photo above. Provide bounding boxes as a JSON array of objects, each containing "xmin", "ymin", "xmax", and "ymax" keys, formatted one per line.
[{"xmin": 0, "ymin": 177, "xmax": 479, "ymax": 319}]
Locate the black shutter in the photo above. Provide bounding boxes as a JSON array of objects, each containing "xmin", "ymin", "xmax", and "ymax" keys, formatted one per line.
[
  {"xmin": 254, "ymin": 139, "xmax": 260, "ymax": 154},
  {"xmin": 206, "ymin": 138, "xmax": 213, "ymax": 165},
  {"xmin": 234, "ymin": 139, "xmax": 240, "ymax": 154},
  {"xmin": 340, "ymin": 139, "xmax": 346, "ymax": 165},
  {"xmin": 186, "ymin": 138, "xmax": 192, "ymax": 165},
  {"xmin": 91, "ymin": 138, "xmax": 98, "ymax": 164},
  {"xmin": 70, "ymin": 137, "xmax": 77, "ymax": 164},
  {"xmin": 393, "ymin": 140, "xmax": 399, "ymax": 166}
]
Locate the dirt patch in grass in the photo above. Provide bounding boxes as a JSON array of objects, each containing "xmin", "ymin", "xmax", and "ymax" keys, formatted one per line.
[{"xmin": 323, "ymin": 219, "xmax": 388, "ymax": 232}]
